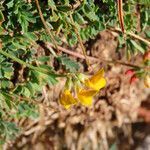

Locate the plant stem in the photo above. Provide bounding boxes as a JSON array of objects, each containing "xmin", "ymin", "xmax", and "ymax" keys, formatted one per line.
[
  {"xmin": 47, "ymin": 43, "xmax": 97, "ymax": 62},
  {"xmin": 1, "ymin": 90, "xmax": 56, "ymax": 110},
  {"xmin": 117, "ymin": 0, "xmax": 124, "ymax": 33},
  {"xmin": 0, "ymin": 49, "xmax": 63, "ymax": 76},
  {"xmin": 69, "ymin": 14, "xmax": 90, "ymax": 67},
  {"xmin": 46, "ymin": 43, "xmax": 148, "ymax": 70},
  {"xmin": 35, "ymin": 0, "xmax": 58, "ymax": 56},
  {"xmin": 110, "ymin": 27, "xmax": 150, "ymax": 46}
]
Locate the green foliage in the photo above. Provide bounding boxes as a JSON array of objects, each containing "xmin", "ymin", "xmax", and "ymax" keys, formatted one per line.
[
  {"xmin": 137, "ymin": 0, "xmax": 150, "ymax": 5},
  {"xmin": 0, "ymin": 120, "xmax": 19, "ymax": 143},
  {"xmin": 16, "ymin": 102, "xmax": 39, "ymax": 119},
  {"xmin": 58, "ymin": 55, "xmax": 79, "ymax": 72},
  {"xmin": 6, "ymin": 0, "xmax": 36, "ymax": 33},
  {"xmin": 117, "ymin": 1, "xmax": 149, "ymax": 56},
  {"xmin": 0, "ymin": 0, "xmax": 149, "ymax": 144}
]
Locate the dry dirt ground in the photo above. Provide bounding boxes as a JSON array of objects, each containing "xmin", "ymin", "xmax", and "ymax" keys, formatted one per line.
[{"xmin": 4, "ymin": 31, "xmax": 150, "ymax": 150}]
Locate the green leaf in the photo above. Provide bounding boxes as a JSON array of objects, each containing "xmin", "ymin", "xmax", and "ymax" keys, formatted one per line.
[
  {"xmin": 0, "ymin": 69, "xmax": 3, "ymax": 78},
  {"xmin": 0, "ymin": 120, "xmax": 19, "ymax": 140},
  {"xmin": 24, "ymin": 32, "xmax": 38, "ymax": 41},
  {"xmin": 48, "ymin": 0, "xmax": 56, "ymax": 10},
  {"xmin": 17, "ymin": 102, "xmax": 39, "ymax": 119},
  {"xmin": 40, "ymin": 32, "xmax": 51, "ymax": 42},
  {"xmin": 67, "ymin": 31, "xmax": 78, "ymax": 46},
  {"xmin": 94, "ymin": 21, "xmax": 105, "ymax": 31},
  {"xmin": 83, "ymin": 4, "xmax": 93, "ymax": 12},
  {"xmin": 0, "ymin": 10, "xmax": 4, "ymax": 24},
  {"xmin": 12, "ymin": 41, "xmax": 26, "ymax": 50},
  {"xmin": 82, "ymin": 4, "xmax": 99, "ymax": 21},
  {"xmin": 145, "ymin": 30, "xmax": 150, "ymax": 38},
  {"xmin": 6, "ymin": 0, "xmax": 14, "ymax": 8},
  {"xmin": 18, "ymin": 15, "xmax": 29, "ymax": 33},
  {"xmin": 137, "ymin": 0, "xmax": 150, "ymax": 5},
  {"xmin": 39, "ymin": 64, "xmax": 52, "ymax": 72},
  {"xmin": 0, "ymin": 92, "xmax": 12, "ymax": 109},
  {"xmin": 1, "ymin": 64, "xmax": 14, "ymax": 80},
  {"xmin": 4, "ymin": 95, "xmax": 12, "ymax": 109},
  {"xmin": 22, "ymin": 87, "xmax": 30, "ymax": 97},
  {"xmin": 29, "ymin": 70, "xmax": 40, "ymax": 84},
  {"xmin": 26, "ymin": 82, "xmax": 41, "ymax": 96},
  {"xmin": 141, "ymin": 11, "xmax": 149, "ymax": 30},
  {"xmin": 0, "ymin": 26, "xmax": 6, "ymax": 35},
  {"xmin": 37, "ymin": 56, "xmax": 50, "ymax": 62},
  {"xmin": 57, "ymin": 5, "xmax": 72, "ymax": 12},
  {"xmin": 74, "ymin": 13, "xmax": 86, "ymax": 25},
  {"xmin": 58, "ymin": 55, "xmax": 79, "ymax": 72},
  {"xmin": 1, "ymin": 80, "xmax": 13, "ymax": 89},
  {"xmin": 46, "ymin": 74, "xmax": 58, "ymax": 85},
  {"xmin": 50, "ymin": 11, "xmax": 59, "ymax": 22},
  {"xmin": 130, "ymin": 40, "xmax": 145, "ymax": 54},
  {"xmin": 0, "ymin": 55, "xmax": 5, "ymax": 63}
]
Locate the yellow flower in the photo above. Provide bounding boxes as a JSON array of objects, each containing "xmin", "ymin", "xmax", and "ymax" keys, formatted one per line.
[
  {"xmin": 77, "ymin": 88, "xmax": 97, "ymax": 106},
  {"xmin": 84, "ymin": 68, "xmax": 106, "ymax": 91},
  {"xmin": 59, "ymin": 90, "xmax": 77, "ymax": 109}
]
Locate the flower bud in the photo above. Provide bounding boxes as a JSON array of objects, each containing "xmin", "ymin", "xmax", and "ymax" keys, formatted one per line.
[
  {"xmin": 130, "ymin": 75, "xmax": 138, "ymax": 84},
  {"xmin": 77, "ymin": 73, "xmax": 87, "ymax": 82},
  {"xmin": 125, "ymin": 69, "xmax": 134, "ymax": 76}
]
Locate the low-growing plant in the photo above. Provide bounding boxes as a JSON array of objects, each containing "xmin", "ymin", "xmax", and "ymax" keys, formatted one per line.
[{"xmin": 0, "ymin": 0, "xmax": 149, "ymax": 144}]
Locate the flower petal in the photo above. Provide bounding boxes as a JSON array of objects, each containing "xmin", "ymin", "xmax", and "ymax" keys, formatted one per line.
[
  {"xmin": 85, "ymin": 78, "xmax": 106, "ymax": 91},
  {"xmin": 84, "ymin": 68, "xmax": 106, "ymax": 91},
  {"xmin": 77, "ymin": 89, "xmax": 97, "ymax": 106},
  {"xmin": 59, "ymin": 90, "xmax": 77, "ymax": 109},
  {"xmin": 89, "ymin": 68, "xmax": 104, "ymax": 83}
]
